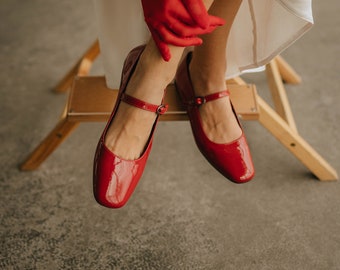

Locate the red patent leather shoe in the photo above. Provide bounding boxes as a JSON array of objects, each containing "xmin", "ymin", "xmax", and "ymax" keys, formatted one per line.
[
  {"xmin": 175, "ymin": 52, "xmax": 254, "ymax": 183},
  {"xmin": 93, "ymin": 45, "xmax": 168, "ymax": 208}
]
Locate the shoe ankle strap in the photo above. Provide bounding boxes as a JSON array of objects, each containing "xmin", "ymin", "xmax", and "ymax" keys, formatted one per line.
[
  {"xmin": 190, "ymin": 90, "xmax": 230, "ymax": 106},
  {"xmin": 121, "ymin": 93, "xmax": 169, "ymax": 115}
]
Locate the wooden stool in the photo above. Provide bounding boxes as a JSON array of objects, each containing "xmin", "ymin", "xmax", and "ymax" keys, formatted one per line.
[{"xmin": 20, "ymin": 40, "xmax": 338, "ymax": 181}]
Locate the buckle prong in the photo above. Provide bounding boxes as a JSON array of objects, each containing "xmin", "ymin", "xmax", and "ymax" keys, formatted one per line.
[
  {"xmin": 156, "ymin": 104, "xmax": 168, "ymax": 115},
  {"xmin": 194, "ymin": 96, "xmax": 206, "ymax": 106}
]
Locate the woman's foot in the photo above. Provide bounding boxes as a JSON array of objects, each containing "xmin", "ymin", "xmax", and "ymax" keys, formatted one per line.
[
  {"xmin": 104, "ymin": 99, "xmax": 160, "ymax": 161},
  {"xmin": 104, "ymin": 49, "xmax": 170, "ymax": 160},
  {"xmin": 175, "ymin": 52, "xmax": 254, "ymax": 183},
  {"xmin": 93, "ymin": 45, "xmax": 170, "ymax": 208},
  {"xmin": 189, "ymin": 63, "xmax": 242, "ymax": 144}
]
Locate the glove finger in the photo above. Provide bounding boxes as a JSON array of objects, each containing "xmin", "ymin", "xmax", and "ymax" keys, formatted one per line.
[
  {"xmin": 168, "ymin": 8, "xmax": 195, "ymax": 27},
  {"xmin": 164, "ymin": 34, "xmax": 203, "ymax": 47},
  {"xmin": 168, "ymin": 20, "xmax": 214, "ymax": 37},
  {"xmin": 157, "ymin": 24, "xmax": 203, "ymax": 46},
  {"xmin": 150, "ymin": 29, "xmax": 171, "ymax": 61},
  {"xmin": 166, "ymin": 13, "xmax": 225, "ymax": 33},
  {"xmin": 208, "ymin": 15, "xmax": 225, "ymax": 27},
  {"xmin": 183, "ymin": 0, "xmax": 209, "ymax": 29}
]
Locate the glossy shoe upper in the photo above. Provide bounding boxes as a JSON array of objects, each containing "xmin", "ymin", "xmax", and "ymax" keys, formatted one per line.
[
  {"xmin": 93, "ymin": 45, "xmax": 165, "ymax": 208},
  {"xmin": 175, "ymin": 53, "xmax": 255, "ymax": 183}
]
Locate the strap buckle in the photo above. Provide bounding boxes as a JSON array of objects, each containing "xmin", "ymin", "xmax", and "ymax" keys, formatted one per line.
[
  {"xmin": 156, "ymin": 104, "xmax": 168, "ymax": 115},
  {"xmin": 194, "ymin": 96, "xmax": 206, "ymax": 106}
]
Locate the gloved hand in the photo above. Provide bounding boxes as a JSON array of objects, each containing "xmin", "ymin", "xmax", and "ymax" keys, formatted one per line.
[{"xmin": 141, "ymin": 0, "xmax": 225, "ymax": 61}]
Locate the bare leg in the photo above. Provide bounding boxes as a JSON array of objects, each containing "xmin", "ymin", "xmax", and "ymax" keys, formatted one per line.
[
  {"xmin": 190, "ymin": 0, "xmax": 243, "ymax": 143},
  {"xmin": 104, "ymin": 40, "xmax": 184, "ymax": 160},
  {"xmin": 105, "ymin": 0, "xmax": 241, "ymax": 159}
]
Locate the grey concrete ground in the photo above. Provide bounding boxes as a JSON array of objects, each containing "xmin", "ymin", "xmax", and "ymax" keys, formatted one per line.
[{"xmin": 1, "ymin": 1, "xmax": 340, "ymax": 269}]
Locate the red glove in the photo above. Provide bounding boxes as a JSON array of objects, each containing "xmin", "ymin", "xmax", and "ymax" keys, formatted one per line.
[{"xmin": 141, "ymin": 0, "xmax": 225, "ymax": 61}]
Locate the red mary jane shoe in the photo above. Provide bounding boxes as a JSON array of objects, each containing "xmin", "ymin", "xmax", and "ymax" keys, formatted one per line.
[
  {"xmin": 93, "ymin": 45, "xmax": 168, "ymax": 208},
  {"xmin": 175, "ymin": 53, "xmax": 254, "ymax": 183}
]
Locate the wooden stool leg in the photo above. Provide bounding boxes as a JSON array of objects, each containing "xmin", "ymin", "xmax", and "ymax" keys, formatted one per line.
[
  {"xmin": 257, "ymin": 96, "xmax": 338, "ymax": 181},
  {"xmin": 20, "ymin": 112, "xmax": 79, "ymax": 171},
  {"xmin": 266, "ymin": 59, "xmax": 298, "ymax": 132},
  {"xmin": 275, "ymin": 55, "xmax": 302, "ymax": 84},
  {"xmin": 54, "ymin": 40, "xmax": 100, "ymax": 93}
]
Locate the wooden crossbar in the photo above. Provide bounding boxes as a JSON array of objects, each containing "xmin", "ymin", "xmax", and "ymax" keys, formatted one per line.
[{"xmin": 68, "ymin": 76, "xmax": 259, "ymax": 122}]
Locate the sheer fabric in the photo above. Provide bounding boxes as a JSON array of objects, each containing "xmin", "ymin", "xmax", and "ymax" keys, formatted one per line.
[{"xmin": 93, "ymin": 0, "xmax": 313, "ymax": 89}]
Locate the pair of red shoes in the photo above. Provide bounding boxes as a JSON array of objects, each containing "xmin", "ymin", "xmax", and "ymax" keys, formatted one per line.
[{"xmin": 93, "ymin": 46, "xmax": 254, "ymax": 208}]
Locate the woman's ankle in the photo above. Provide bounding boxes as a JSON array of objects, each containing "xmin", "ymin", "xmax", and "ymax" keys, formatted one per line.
[
  {"xmin": 124, "ymin": 47, "xmax": 179, "ymax": 104},
  {"xmin": 189, "ymin": 64, "xmax": 227, "ymax": 96}
]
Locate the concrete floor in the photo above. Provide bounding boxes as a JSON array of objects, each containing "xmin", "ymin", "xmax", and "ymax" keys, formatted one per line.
[{"xmin": 1, "ymin": 1, "xmax": 340, "ymax": 269}]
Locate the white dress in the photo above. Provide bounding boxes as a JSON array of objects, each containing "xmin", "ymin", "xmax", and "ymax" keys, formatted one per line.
[{"xmin": 93, "ymin": 0, "xmax": 313, "ymax": 89}]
